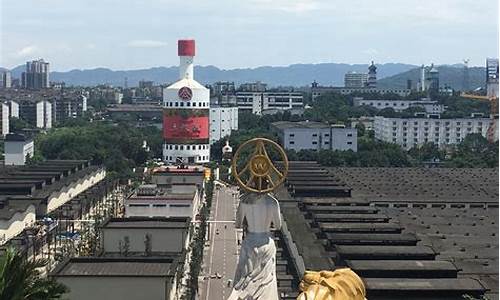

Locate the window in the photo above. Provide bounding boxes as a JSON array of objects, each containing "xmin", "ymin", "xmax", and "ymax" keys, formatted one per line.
[
  {"xmin": 312, "ymin": 141, "xmax": 318, "ymax": 145},
  {"xmin": 347, "ymin": 141, "xmax": 353, "ymax": 145},
  {"xmin": 424, "ymin": 133, "xmax": 428, "ymax": 137},
  {"xmin": 312, "ymin": 134, "xmax": 318, "ymax": 137},
  {"xmin": 467, "ymin": 128, "xmax": 472, "ymax": 131},
  {"xmin": 347, "ymin": 133, "xmax": 353, "ymax": 137},
  {"xmin": 392, "ymin": 127, "xmax": 397, "ymax": 131},
  {"xmin": 170, "ymin": 204, "xmax": 190, "ymax": 208},
  {"xmin": 175, "ymin": 102, "xmax": 179, "ymax": 107},
  {"xmin": 414, "ymin": 133, "xmax": 418, "ymax": 137},
  {"xmin": 153, "ymin": 204, "xmax": 167, "ymax": 207},
  {"xmin": 129, "ymin": 204, "xmax": 149, "ymax": 207},
  {"xmin": 456, "ymin": 122, "xmax": 461, "ymax": 125},
  {"xmin": 424, "ymin": 127, "xmax": 429, "ymax": 131},
  {"xmin": 414, "ymin": 122, "xmax": 418, "ymax": 125},
  {"xmin": 403, "ymin": 127, "xmax": 407, "ymax": 131},
  {"xmin": 180, "ymin": 102, "xmax": 184, "ymax": 107},
  {"xmin": 393, "ymin": 121, "xmax": 397, "ymax": 125},
  {"xmin": 392, "ymin": 138, "xmax": 396, "ymax": 142},
  {"xmin": 403, "ymin": 132, "xmax": 407, "ymax": 137},
  {"xmin": 289, "ymin": 141, "xmax": 295, "ymax": 145},
  {"xmin": 289, "ymin": 134, "xmax": 295, "ymax": 137},
  {"xmin": 414, "ymin": 138, "xmax": 418, "ymax": 142}
]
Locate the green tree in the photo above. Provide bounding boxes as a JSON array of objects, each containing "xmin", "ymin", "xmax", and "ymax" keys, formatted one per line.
[{"xmin": 0, "ymin": 248, "xmax": 68, "ymax": 300}]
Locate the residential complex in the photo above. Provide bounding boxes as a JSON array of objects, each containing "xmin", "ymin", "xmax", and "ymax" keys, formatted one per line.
[
  {"xmin": 353, "ymin": 97, "xmax": 446, "ymax": 114},
  {"xmin": 344, "ymin": 72, "xmax": 368, "ymax": 88},
  {"xmin": 272, "ymin": 121, "xmax": 357, "ymax": 152},
  {"xmin": 374, "ymin": 115, "xmax": 499, "ymax": 149},
  {"xmin": 209, "ymin": 105, "xmax": 238, "ymax": 144},
  {"xmin": 236, "ymin": 91, "xmax": 304, "ymax": 115},
  {"xmin": 22, "ymin": 59, "xmax": 50, "ymax": 89}
]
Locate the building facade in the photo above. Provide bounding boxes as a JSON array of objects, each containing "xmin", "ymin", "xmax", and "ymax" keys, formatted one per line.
[
  {"xmin": 0, "ymin": 102, "xmax": 9, "ymax": 136},
  {"xmin": 4, "ymin": 134, "xmax": 34, "ymax": 165},
  {"xmin": 353, "ymin": 98, "xmax": 446, "ymax": 114},
  {"xmin": 344, "ymin": 72, "xmax": 368, "ymax": 88},
  {"xmin": 272, "ymin": 121, "xmax": 357, "ymax": 152},
  {"xmin": 22, "ymin": 59, "xmax": 50, "ymax": 89},
  {"xmin": 162, "ymin": 40, "xmax": 210, "ymax": 164},
  {"xmin": 374, "ymin": 115, "xmax": 499, "ymax": 150},
  {"xmin": 210, "ymin": 106, "xmax": 238, "ymax": 144},
  {"xmin": 0, "ymin": 71, "xmax": 12, "ymax": 89},
  {"xmin": 311, "ymin": 82, "xmax": 411, "ymax": 101},
  {"xmin": 19, "ymin": 100, "xmax": 52, "ymax": 129},
  {"xmin": 236, "ymin": 91, "xmax": 304, "ymax": 115},
  {"xmin": 486, "ymin": 58, "xmax": 499, "ymax": 98}
]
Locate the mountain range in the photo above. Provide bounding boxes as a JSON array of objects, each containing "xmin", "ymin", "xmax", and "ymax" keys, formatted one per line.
[{"xmin": 2, "ymin": 63, "xmax": 485, "ymax": 90}]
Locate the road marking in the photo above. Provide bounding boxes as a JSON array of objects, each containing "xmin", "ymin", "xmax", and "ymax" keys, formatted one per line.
[{"xmin": 205, "ymin": 188, "xmax": 219, "ymax": 300}]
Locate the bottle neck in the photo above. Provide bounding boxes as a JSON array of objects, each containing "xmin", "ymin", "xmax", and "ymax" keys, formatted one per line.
[{"xmin": 179, "ymin": 56, "xmax": 194, "ymax": 80}]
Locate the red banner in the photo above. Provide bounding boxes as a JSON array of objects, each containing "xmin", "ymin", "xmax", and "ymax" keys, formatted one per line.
[{"xmin": 163, "ymin": 109, "xmax": 209, "ymax": 143}]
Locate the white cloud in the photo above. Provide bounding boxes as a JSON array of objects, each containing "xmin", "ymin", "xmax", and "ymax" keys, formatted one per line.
[
  {"xmin": 127, "ymin": 40, "xmax": 168, "ymax": 48},
  {"xmin": 86, "ymin": 43, "xmax": 97, "ymax": 50},
  {"xmin": 251, "ymin": 0, "xmax": 320, "ymax": 13},
  {"xmin": 14, "ymin": 45, "xmax": 39, "ymax": 58}
]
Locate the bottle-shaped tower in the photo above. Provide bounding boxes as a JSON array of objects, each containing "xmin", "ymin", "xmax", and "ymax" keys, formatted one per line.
[{"xmin": 162, "ymin": 40, "xmax": 210, "ymax": 164}]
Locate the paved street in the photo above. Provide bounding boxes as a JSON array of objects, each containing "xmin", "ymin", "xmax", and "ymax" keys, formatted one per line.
[{"xmin": 199, "ymin": 183, "xmax": 240, "ymax": 300}]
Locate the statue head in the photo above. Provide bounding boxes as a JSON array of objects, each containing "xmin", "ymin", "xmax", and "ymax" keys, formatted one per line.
[{"xmin": 297, "ymin": 268, "xmax": 366, "ymax": 300}]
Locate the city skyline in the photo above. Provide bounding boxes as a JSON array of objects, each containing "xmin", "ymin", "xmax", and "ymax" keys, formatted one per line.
[{"xmin": 1, "ymin": 0, "xmax": 498, "ymax": 71}]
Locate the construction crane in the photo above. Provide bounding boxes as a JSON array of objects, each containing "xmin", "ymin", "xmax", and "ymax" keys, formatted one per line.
[{"xmin": 460, "ymin": 92, "xmax": 498, "ymax": 142}]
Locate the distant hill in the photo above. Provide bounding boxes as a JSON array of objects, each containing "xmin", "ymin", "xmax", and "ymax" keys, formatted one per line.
[
  {"xmin": 377, "ymin": 65, "xmax": 486, "ymax": 91},
  {"xmin": 2, "ymin": 63, "xmax": 417, "ymax": 87}
]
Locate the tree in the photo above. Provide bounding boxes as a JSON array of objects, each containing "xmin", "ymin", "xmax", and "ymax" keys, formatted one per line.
[
  {"xmin": 0, "ymin": 248, "xmax": 68, "ymax": 300},
  {"xmin": 355, "ymin": 123, "xmax": 366, "ymax": 137},
  {"xmin": 9, "ymin": 117, "xmax": 32, "ymax": 133}
]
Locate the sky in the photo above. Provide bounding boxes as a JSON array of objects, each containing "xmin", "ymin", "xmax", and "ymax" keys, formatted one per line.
[{"xmin": 0, "ymin": 0, "xmax": 498, "ymax": 71}]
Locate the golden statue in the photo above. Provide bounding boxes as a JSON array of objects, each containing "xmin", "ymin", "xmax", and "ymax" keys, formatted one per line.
[{"xmin": 297, "ymin": 268, "xmax": 366, "ymax": 300}]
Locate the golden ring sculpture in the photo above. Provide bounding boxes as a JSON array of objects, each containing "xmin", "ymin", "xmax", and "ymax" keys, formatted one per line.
[{"xmin": 231, "ymin": 138, "xmax": 289, "ymax": 193}]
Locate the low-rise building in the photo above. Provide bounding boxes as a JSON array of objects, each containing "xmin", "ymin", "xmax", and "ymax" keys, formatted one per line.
[
  {"xmin": 125, "ymin": 184, "xmax": 201, "ymax": 219},
  {"xmin": 51, "ymin": 257, "xmax": 181, "ymax": 300},
  {"xmin": 236, "ymin": 91, "xmax": 304, "ymax": 115},
  {"xmin": 0, "ymin": 161, "xmax": 106, "ymax": 248},
  {"xmin": 271, "ymin": 121, "xmax": 357, "ymax": 152},
  {"xmin": 210, "ymin": 105, "xmax": 238, "ymax": 144},
  {"xmin": 101, "ymin": 217, "xmax": 190, "ymax": 256},
  {"xmin": 311, "ymin": 82, "xmax": 411, "ymax": 101},
  {"xmin": 353, "ymin": 97, "xmax": 446, "ymax": 114},
  {"xmin": 4, "ymin": 134, "xmax": 34, "ymax": 165},
  {"xmin": 374, "ymin": 115, "xmax": 499, "ymax": 149}
]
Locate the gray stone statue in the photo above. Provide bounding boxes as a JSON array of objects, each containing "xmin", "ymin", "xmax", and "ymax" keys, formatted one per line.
[{"xmin": 228, "ymin": 192, "xmax": 281, "ymax": 300}]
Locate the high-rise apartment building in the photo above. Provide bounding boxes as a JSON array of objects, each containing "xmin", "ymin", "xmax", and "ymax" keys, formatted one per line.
[{"xmin": 22, "ymin": 59, "xmax": 50, "ymax": 89}]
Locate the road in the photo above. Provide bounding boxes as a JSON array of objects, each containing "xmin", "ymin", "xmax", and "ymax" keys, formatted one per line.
[{"xmin": 198, "ymin": 183, "xmax": 240, "ymax": 300}]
